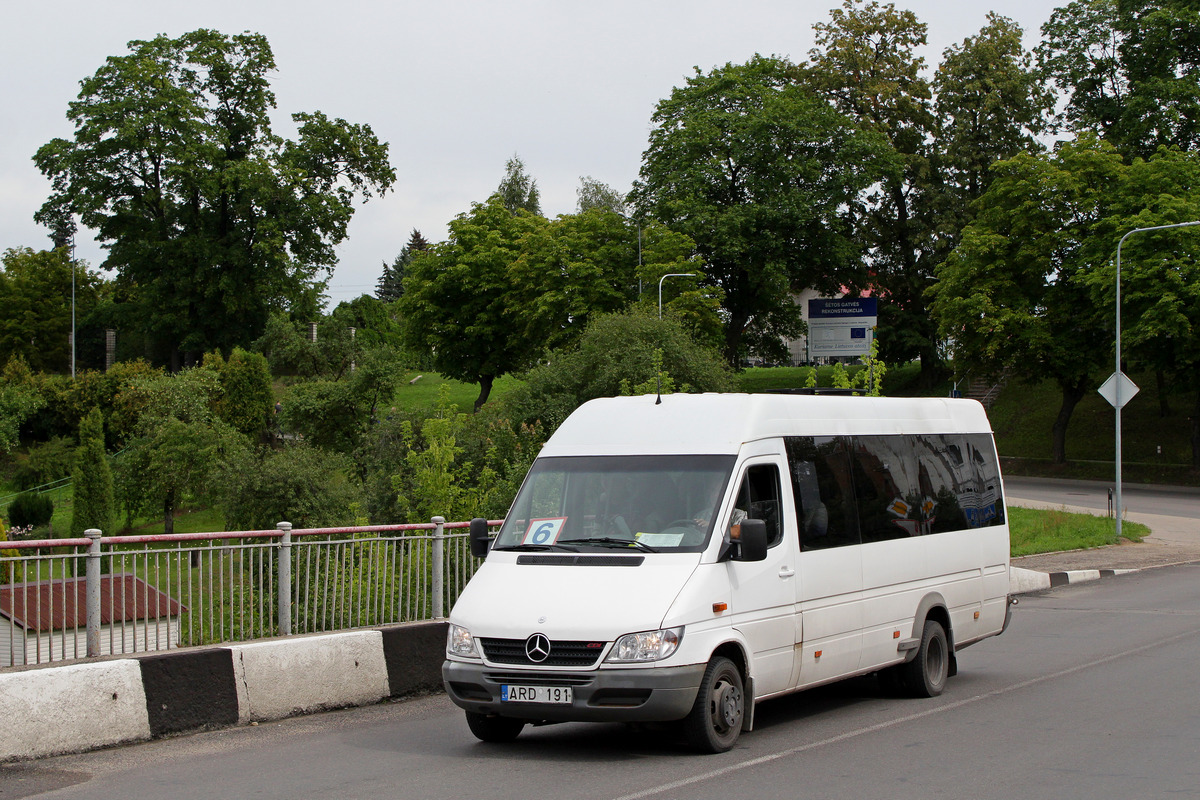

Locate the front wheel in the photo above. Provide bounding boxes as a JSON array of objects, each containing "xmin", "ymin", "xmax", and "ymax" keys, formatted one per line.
[
  {"xmin": 902, "ymin": 620, "xmax": 949, "ymax": 698},
  {"xmin": 464, "ymin": 711, "xmax": 525, "ymax": 743},
  {"xmin": 683, "ymin": 656, "xmax": 745, "ymax": 753}
]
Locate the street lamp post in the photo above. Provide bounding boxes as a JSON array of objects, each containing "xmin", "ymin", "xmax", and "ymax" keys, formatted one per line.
[
  {"xmin": 1113, "ymin": 220, "xmax": 1200, "ymax": 537},
  {"xmin": 658, "ymin": 273, "xmax": 695, "ymax": 319}
]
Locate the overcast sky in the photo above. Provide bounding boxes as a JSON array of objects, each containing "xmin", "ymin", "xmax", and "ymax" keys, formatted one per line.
[{"xmin": 2, "ymin": 0, "xmax": 1056, "ymax": 308}]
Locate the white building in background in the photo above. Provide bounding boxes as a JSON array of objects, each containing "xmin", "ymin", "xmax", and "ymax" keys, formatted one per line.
[{"xmin": 0, "ymin": 573, "xmax": 185, "ymax": 667}]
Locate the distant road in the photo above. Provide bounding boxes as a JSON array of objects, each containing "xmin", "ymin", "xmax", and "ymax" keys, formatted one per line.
[{"xmin": 1005, "ymin": 476, "xmax": 1200, "ymax": 520}]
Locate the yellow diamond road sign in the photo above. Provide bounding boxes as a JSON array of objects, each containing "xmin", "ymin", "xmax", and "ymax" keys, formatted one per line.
[{"xmin": 1098, "ymin": 371, "xmax": 1139, "ymax": 409}]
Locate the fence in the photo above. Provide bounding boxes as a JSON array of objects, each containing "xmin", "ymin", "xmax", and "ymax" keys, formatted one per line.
[{"xmin": 0, "ymin": 517, "xmax": 498, "ymax": 668}]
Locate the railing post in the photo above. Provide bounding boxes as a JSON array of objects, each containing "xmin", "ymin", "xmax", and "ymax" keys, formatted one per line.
[
  {"xmin": 432, "ymin": 516, "xmax": 445, "ymax": 619},
  {"xmin": 85, "ymin": 529, "xmax": 102, "ymax": 657},
  {"xmin": 277, "ymin": 521, "xmax": 292, "ymax": 636}
]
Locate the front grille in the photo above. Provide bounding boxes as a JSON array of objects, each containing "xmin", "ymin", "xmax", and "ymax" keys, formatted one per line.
[
  {"xmin": 484, "ymin": 673, "xmax": 595, "ymax": 687},
  {"xmin": 479, "ymin": 637, "xmax": 607, "ymax": 667}
]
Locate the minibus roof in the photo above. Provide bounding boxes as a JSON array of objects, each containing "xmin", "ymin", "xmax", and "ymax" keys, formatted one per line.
[{"xmin": 539, "ymin": 393, "xmax": 995, "ymax": 457}]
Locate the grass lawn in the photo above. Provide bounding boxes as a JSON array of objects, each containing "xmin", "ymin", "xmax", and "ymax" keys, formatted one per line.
[{"xmin": 1008, "ymin": 506, "xmax": 1148, "ymax": 556}]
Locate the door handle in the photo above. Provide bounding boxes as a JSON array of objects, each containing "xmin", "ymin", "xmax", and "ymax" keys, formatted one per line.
[{"xmin": 779, "ymin": 566, "xmax": 795, "ymax": 578}]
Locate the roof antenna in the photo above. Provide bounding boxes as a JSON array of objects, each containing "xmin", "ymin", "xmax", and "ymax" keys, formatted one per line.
[{"xmin": 656, "ymin": 372, "xmax": 662, "ymax": 405}]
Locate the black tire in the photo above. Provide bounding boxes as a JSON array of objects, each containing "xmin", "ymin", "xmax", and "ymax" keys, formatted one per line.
[
  {"xmin": 902, "ymin": 620, "xmax": 949, "ymax": 698},
  {"xmin": 464, "ymin": 711, "xmax": 525, "ymax": 743},
  {"xmin": 683, "ymin": 656, "xmax": 745, "ymax": 753}
]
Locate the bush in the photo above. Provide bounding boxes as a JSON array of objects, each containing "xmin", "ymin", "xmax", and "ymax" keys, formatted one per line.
[
  {"xmin": 7, "ymin": 490, "xmax": 54, "ymax": 529},
  {"xmin": 12, "ymin": 436, "xmax": 75, "ymax": 489},
  {"xmin": 214, "ymin": 443, "xmax": 365, "ymax": 530}
]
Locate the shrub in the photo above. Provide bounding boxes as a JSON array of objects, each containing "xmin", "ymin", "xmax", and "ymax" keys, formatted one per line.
[
  {"xmin": 12, "ymin": 436, "xmax": 76, "ymax": 489},
  {"xmin": 7, "ymin": 490, "xmax": 54, "ymax": 529}
]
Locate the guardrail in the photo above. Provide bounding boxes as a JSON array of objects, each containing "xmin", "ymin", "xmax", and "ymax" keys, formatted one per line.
[{"xmin": 0, "ymin": 517, "xmax": 499, "ymax": 668}]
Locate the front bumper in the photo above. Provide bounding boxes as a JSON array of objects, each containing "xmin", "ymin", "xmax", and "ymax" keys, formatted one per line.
[{"xmin": 442, "ymin": 659, "xmax": 707, "ymax": 723}]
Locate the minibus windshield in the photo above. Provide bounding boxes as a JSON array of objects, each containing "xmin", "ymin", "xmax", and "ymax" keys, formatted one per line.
[{"xmin": 494, "ymin": 455, "xmax": 736, "ymax": 553}]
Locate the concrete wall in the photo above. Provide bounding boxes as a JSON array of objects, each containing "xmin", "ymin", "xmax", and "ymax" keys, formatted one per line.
[{"xmin": 0, "ymin": 620, "xmax": 447, "ymax": 763}]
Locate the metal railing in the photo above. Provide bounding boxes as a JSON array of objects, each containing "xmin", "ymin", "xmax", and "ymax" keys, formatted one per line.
[{"xmin": 0, "ymin": 517, "xmax": 498, "ymax": 668}]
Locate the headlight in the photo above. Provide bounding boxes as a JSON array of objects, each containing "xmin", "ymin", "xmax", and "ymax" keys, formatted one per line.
[
  {"xmin": 605, "ymin": 627, "xmax": 683, "ymax": 663},
  {"xmin": 447, "ymin": 623, "xmax": 480, "ymax": 658}
]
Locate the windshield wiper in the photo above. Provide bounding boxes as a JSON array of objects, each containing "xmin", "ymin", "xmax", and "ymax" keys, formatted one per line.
[
  {"xmin": 492, "ymin": 542, "xmax": 580, "ymax": 552},
  {"xmin": 562, "ymin": 537, "xmax": 658, "ymax": 553}
]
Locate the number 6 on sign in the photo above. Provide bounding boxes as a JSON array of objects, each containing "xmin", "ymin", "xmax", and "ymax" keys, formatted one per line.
[{"xmin": 522, "ymin": 517, "xmax": 567, "ymax": 546}]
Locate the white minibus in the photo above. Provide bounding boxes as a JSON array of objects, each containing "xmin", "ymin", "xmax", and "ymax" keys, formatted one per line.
[{"xmin": 443, "ymin": 393, "xmax": 1012, "ymax": 752}]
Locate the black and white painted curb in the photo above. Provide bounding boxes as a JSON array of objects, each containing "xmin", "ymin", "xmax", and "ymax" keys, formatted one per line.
[
  {"xmin": 1010, "ymin": 567, "xmax": 1138, "ymax": 594},
  {"xmin": 0, "ymin": 620, "xmax": 447, "ymax": 763}
]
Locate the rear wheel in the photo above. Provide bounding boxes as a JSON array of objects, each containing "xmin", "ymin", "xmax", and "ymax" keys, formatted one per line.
[
  {"xmin": 683, "ymin": 656, "xmax": 744, "ymax": 753},
  {"xmin": 903, "ymin": 620, "xmax": 949, "ymax": 698},
  {"xmin": 464, "ymin": 711, "xmax": 525, "ymax": 743}
]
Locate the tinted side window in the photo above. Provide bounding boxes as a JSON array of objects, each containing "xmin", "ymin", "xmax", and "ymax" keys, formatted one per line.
[
  {"xmin": 785, "ymin": 437, "xmax": 860, "ymax": 551},
  {"xmin": 913, "ymin": 434, "xmax": 972, "ymax": 534},
  {"xmin": 963, "ymin": 433, "xmax": 1005, "ymax": 527},
  {"xmin": 733, "ymin": 464, "xmax": 784, "ymax": 547},
  {"xmin": 850, "ymin": 435, "xmax": 926, "ymax": 543}
]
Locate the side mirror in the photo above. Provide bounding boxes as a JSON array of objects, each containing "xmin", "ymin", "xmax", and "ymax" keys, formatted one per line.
[
  {"xmin": 735, "ymin": 519, "xmax": 768, "ymax": 562},
  {"xmin": 469, "ymin": 518, "xmax": 491, "ymax": 558}
]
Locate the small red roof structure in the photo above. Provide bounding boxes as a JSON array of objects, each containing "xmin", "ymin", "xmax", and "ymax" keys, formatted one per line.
[{"xmin": 0, "ymin": 574, "xmax": 186, "ymax": 632}]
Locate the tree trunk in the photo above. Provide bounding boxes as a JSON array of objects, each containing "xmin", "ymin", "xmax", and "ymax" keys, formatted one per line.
[
  {"xmin": 1156, "ymin": 370, "xmax": 1172, "ymax": 417},
  {"xmin": 1050, "ymin": 378, "xmax": 1089, "ymax": 465},
  {"xmin": 163, "ymin": 489, "xmax": 175, "ymax": 536},
  {"xmin": 1191, "ymin": 390, "xmax": 1200, "ymax": 470},
  {"xmin": 474, "ymin": 375, "xmax": 495, "ymax": 413}
]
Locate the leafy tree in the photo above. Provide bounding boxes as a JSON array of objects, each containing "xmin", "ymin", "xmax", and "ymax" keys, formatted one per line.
[
  {"xmin": 213, "ymin": 348, "xmax": 274, "ymax": 439},
  {"xmin": 34, "ymin": 29, "xmax": 395, "ymax": 363},
  {"xmin": 377, "ymin": 229, "xmax": 430, "ymax": 303},
  {"xmin": 399, "ymin": 197, "xmax": 549, "ymax": 410},
  {"xmin": 1081, "ymin": 147, "xmax": 1200, "ymax": 467},
  {"xmin": 502, "ymin": 307, "xmax": 736, "ymax": 432},
  {"xmin": 70, "ymin": 408, "xmax": 115, "ymax": 537},
  {"xmin": 215, "ymin": 443, "xmax": 364, "ymax": 530},
  {"xmin": 279, "ymin": 345, "xmax": 405, "ymax": 453},
  {"xmin": 111, "ymin": 364, "xmax": 243, "ymax": 533},
  {"xmin": 0, "ymin": 247, "xmax": 104, "ymax": 372},
  {"xmin": 930, "ymin": 135, "xmax": 1124, "ymax": 463},
  {"xmin": 496, "ymin": 155, "xmax": 541, "ymax": 216},
  {"xmin": 934, "ymin": 14, "xmax": 1055, "ymax": 226},
  {"xmin": 0, "ymin": 357, "xmax": 45, "ymax": 454},
  {"xmin": 576, "ymin": 176, "xmax": 626, "ymax": 214},
  {"xmin": 631, "ymin": 55, "xmax": 890, "ymax": 366},
  {"xmin": 1038, "ymin": 0, "xmax": 1200, "ymax": 160}
]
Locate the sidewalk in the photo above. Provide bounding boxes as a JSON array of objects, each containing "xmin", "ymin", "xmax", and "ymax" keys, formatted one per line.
[{"xmin": 1007, "ymin": 496, "xmax": 1200, "ymax": 592}]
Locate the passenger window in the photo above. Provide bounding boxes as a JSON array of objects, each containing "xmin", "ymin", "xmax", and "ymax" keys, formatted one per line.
[
  {"xmin": 785, "ymin": 437, "xmax": 859, "ymax": 550},
  {"xmin": 731, "ymin": 464, "xmax": 783, "ymax": 547},
  {"xmin": 850, "ymin": 435, "xmax": 925, "ymax": 543}
]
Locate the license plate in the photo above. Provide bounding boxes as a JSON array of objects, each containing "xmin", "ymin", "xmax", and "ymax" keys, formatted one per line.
[{"xmin": 501, "ymin": 685, "xmax": 573, "ymax": 704}]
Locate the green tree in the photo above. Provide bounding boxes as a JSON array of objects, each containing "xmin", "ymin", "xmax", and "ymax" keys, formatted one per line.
[
  {"xmin": 214, "ymin": 348, "xmax": 274, "ymax": 439},
  {"xmin": 34, "ymin": 30, "xmax": 395, "ymax": 363},
  {"xmin": 576, "ymin": 176, "xmax": 626, "ymax": 214},
  {"xmin": 1038, "ymin": 0, "xmax": 1200, "ymax": 160},
  {"xmin": 377, "ymin": 229, "xmax": 430, "ymax": 303},
  {"xmin": 1081, "ymin": 147, "xmax": 1200, "ymax": 467},
  {"xmin": 0, "ymin": 247, "xmax": 104, "ymax": 372},
  {"xmin": 0, "ymin": 357, "xmax": 45, "ymax": 454},
  {"xmin": 70, "ymin": 408, "xmax": 115, "ymax": 537},
  {"xmin": 503, "ymin": 307, "xmax": 736, "ymax": 432},
  {"xmin": 496, "ymin": 155, "xmax": 542, "ymax": 216},
  {"xmin": 930, "ymin": 135, "xmax": 1124, "ymax": 463},
  {"xmin": 631, "ymin": 55, "xmax": 890, "ymax": 366},
  {"xmin": 215, "ymin": 443, "xmax": 364, "ymax": 530},
  {"xmin": 399, "ymin": 196, "xmax": 549, "ymax": 410}
]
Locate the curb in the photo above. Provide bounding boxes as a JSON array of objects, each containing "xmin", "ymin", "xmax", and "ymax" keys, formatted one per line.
[
  {"xmin": 0, "ymin": 620, "xmax": 447, "ymax": 763},
  {"xmin": 1011, "ymin": 566, "xmax": 1139, "ymax": 594}
]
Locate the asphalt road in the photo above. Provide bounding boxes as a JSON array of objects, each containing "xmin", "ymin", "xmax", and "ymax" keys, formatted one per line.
[
  {"xmin": 4, "ymin": 563, "xmax": 1199, "ymax": 800},
  {"xmin": 1005, "ymin": 476, "xmax": 1200, "ymax": 520}
]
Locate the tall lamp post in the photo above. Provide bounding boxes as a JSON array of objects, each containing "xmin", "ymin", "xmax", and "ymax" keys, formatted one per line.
[
  {"xmin": 1113, "ymin": 220, "xmax": 1200, "ymax": 537},
  {"xmin": 658, "ymin": 273, "xmax": 695, "ymax": 319}
]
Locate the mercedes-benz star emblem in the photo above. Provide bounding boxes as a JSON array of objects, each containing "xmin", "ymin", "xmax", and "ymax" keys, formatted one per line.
[{"xmin": 525, "ymin": 633, "xmax": 551, "ymax": 663}]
